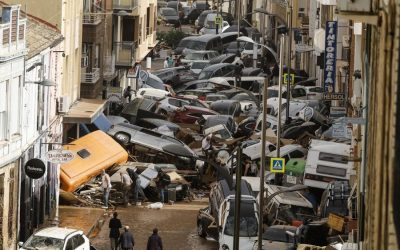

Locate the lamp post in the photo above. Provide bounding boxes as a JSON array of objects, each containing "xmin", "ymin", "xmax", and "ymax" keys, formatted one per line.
[
  {"xmin": 233, "ymin": 144, "xmax": 243, "ymax": 250},
  {"xmin": 25, "ymin": 79, "xmax": 56, "ymax": 87}
]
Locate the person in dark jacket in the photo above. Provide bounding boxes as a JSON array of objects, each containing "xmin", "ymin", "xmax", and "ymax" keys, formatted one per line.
[
  {"xmin": 119, "ymin": 226, "xmax": 135, "ymax": 250},
  {"xmin": 109, "ymin": 212, "xmax": 122, "ymax": 250},
  {"xmin": 147, "ymin": 228, "xmax": 163, "ymax": 250}
]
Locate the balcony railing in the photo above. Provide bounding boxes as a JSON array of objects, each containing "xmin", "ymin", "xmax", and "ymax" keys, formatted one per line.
[
  {"xmin": 113, "ymin": 41, "xmax": 135, "ymax": 67},
  {"xmin": 83, "ymin": 13, "xmax": 102, "ymax": 25},
  {"xmin": 81, "ymin": 68, "xmax": 100, "ymax": 84},
  {"xmin": 113, "ymin": 0, "xmax": 138, "ymax": 10}
]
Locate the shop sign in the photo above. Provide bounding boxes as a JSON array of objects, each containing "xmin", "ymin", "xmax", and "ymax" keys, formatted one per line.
[
  {"xmin": 323, "ymin": 21, "xmax": 338, "ymax": 93},
  {"xmin": 25, "ymin": 158, "xmax": 46, "ymax": 179},
  {"xmin": 45, "ymin": 150, "xmax": 75, "ymax": 164}
]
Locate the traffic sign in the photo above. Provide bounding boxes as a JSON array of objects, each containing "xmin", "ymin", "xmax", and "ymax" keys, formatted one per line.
[
  {"xmin": 215, "ymin": 16, "xmax": 222, "ymax": 25},
  {"xmin": 283, "ymin": 73, "xmax": 295, "ymax": 85},
  {"xmin": 270, "ymin": 158, "xmax": 285, "ymax": 173}
]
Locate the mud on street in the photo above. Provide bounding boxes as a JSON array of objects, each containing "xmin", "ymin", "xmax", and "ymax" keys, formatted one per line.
[{"xmin": 91, "ymin": 202, "xmax": 218, "ymax": 250}]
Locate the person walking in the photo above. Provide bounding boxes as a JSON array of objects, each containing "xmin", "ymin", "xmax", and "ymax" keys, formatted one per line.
[
  {"xmin": 120, "ymin": 172, "xmax": 133, "ymax": 206},
  {"xmin": 147, "ymin": 228, "xmax": 163, "ymax": 250},
  {"xmin": 167, "ymin": 56, "xmax": 174, "ymax": 68},
  {"xmin": 101, "ymin": 170, "xmax": 112, "ymax": 209},
  {"xmin": 119, "ymin": 226, "xmax": 135, "ymax": 250},
  {"xmin": 109, "ymin": 212, "xmax": 122, "ymax": 250},
  {"xmin": 123, "ymin": 86, "xmax": 133, "ymax": 103},
  {"xmin": 133, "ymin": 173, "xmax": 147, "ymax": 205},
  {"xmin": 156, "ymin": 170, "xmax": 170, "ymax": 203},
  {"xmin": 163, "ymin": 57, "xmax": 169, "ymax": 68}
]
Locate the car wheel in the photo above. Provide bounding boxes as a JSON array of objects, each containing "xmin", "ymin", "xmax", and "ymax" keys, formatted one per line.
[{"xmin": 197, "ymin": 220, "xmax": 207, "ymax": 238}]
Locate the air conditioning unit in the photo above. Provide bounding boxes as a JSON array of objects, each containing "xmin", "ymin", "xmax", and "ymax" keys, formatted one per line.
[
  {"xmin": 58, "ymin": 95, "xmax": 70, "ymax": 113},
  {"xmin": 81, "ymin": 56, "xmax": 88, "ymax": 68},
  {"xmin": 337, "ymin": 0, "xmax": 372, "ymax": 13}
]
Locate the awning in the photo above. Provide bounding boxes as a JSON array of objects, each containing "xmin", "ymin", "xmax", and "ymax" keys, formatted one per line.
[{"xmin": 63, "ymin": 99, "xmax": 106, "ymax": 124}]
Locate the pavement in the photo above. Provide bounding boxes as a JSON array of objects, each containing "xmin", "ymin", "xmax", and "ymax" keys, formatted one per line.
[{"xmin": 90, "ymin": 200, "xmax": 218, "ymax": 250}]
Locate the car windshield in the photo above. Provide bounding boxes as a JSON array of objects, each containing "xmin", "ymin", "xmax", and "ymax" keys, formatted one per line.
[
  {"xmin": 178, "ymin": 40, "xmax": 206, "ymax": 50},
  {"xmin": 162, "ymin": 9, "xmax": 177, "ymax": 16},
  {"xmin": 24, "ymin": 236, "xmax": 64, "ymax": 250},
  {"xmin": 278, "ymin": 205, "xmax": 315, "ymax": 222},
  {"xmin": 232, "ymin": 93, "xmax": 252, "ymax": 101},
  {"xmin": 224, "ymin": 215, "xmax": 258, "ymax": 237},
  {"xmin": 198, "ymin": 70, "xmax": 213, "ymax": 80},
  {"xmin": 186, "ymin": 53, "xmax": 207, "ymax": 60},
  {"xmin": 244, "ymin": 43, "xmax": 261, "ymax": 50},
  {"xmin": 267, "ymin": 89, "xmax": 279, "ymax": 98}
]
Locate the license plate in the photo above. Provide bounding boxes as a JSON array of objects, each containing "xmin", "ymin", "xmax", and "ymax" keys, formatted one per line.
[{"xmin": 286, "ymin": 175, "xmax": 297, "ymax": 184}]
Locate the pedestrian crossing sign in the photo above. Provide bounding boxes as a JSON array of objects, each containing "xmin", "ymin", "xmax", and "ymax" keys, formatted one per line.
[
  {"xmin": 283, "ymin": 73, "xmax": 295, "ymax": 85},
  {"xmin": 215, "ymin": 16, "xmax": 222, "ymax": 25},
  {"xmin": 270, "ymin": 158, "xmax": 285, "ymax": 173}
]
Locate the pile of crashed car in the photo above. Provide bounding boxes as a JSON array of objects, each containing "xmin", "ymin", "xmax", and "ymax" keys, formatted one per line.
[{"xmin": 60, "ymin": 32, "xmax": 357, "ymax": 250}]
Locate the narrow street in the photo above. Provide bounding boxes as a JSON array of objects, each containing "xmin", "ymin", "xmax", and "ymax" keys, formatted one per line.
[{"xmin": 91, "ymin": 202, "xmax": 218, "ymax": 250}]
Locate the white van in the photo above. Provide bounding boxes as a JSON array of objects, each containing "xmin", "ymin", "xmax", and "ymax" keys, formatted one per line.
[{"xmin": 303, "ymin": 139, "xmax": 355, "ymax": 189}]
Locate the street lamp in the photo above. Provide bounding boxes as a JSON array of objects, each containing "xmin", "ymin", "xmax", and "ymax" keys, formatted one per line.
[{"xmin": 25, "ymin": 79, "xmax": 56, "ymax": 87}]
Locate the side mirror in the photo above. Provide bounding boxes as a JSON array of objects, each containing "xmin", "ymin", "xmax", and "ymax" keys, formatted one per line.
[{"xmin": 18, "ymin": 242, "xmax": 24, "ymax": 247}]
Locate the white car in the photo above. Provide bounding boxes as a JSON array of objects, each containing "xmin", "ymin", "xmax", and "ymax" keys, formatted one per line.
[
  {"xmin": 189, "ymin": 60, "xmax": 210, "ymax": 74},
  {"xmin": 136, "ymin": 88, "xmax": 172, "ymax": 100},
  {"xmin": 19, "ymin": 227, "xmax": 90, "ymax": 250},
  {"xmin": 157, "ymin": 96, "xmax": 199, "ymax": 115},
  {"xmin": 200, "ymin": 13, "xmax": 230, "ymax": 35},
  {"xmin": 295, "ymin": 85, "xmax": 324, "ymax": 100}
]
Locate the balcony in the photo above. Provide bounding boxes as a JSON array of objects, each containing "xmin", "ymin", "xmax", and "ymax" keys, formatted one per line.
[
  {"xmin": 81, "ymin": 68, "xmax": 100, "ymax": 84},
  {"xmin": 113, "ymin": 0, "xmax": 138, "ymax": 10},
  {"xmin": 83, "ymin": 13, "xmax": 102, "ymax": 25},
  {"xmin": 113, "ymin": 41, "xmax": 135, "ymax": 67}
]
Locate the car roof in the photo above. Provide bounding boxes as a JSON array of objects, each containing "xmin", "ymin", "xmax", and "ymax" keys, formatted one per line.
[
  {"xmin": 35, "ymin": 227, "xmax": 80, "ymax": 239},
  {"xmin": 266, "ymin": 184, "xmax": 313, "ymax": 208},
  {"xmin": 187, "ymin": 50, "xmax": 217, "ymax": 54},
  {"xmin": 202, "ymin": 63, "xmax": 233, "ymax": 71},
  {"xmin": 160, "ymin": 7, "xmax": 176, "ymax": 11}
]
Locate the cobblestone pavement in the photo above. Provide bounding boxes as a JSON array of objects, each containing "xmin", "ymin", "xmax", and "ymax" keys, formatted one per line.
[{"xmin": 91, "ymin": 201, "xmax": 218, "ymax": 250}]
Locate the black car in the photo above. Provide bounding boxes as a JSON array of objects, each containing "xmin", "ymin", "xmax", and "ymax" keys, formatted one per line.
[
  {"xmin": 210, "ymin": 100, "xmax": 241, "ymax": 117},
  {"xmin": 198, "ymin": 63, "xmax": 236, "ymax": 80},
  {"xmin": 152, "ymin": 66, "xmax": 198, "ymax": 88},
  {"xmin": 182, "ymin": 8, "xmax": 202, "ymax": 24},
  {"xmin": 225, "ymin": 41, "xmax": 246, "ymax": 54},
  {"xmin": 159, "ymin": 7, "xmax": 180, "ymax": 24}
]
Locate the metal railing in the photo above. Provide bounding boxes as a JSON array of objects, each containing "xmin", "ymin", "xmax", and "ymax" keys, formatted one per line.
[
  {"xmin": 113, "ymin": 0, "xmax": 138, "ymax": 10},
  {"xmin": 81, "ymin": 68, "xmax": 100, "ymax": 84},
  {"xmin": 83, "ymin": 13, "xmax": 102, "ymax": 25},
  {"xmin": 113, "ymin": 41, "xmax": 135, "ymax": 66}
]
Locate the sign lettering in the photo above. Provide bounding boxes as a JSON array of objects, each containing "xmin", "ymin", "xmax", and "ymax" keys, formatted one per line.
[{"xmin": 323, "ymin": 21, "xmax": 338, "ymax": 93}]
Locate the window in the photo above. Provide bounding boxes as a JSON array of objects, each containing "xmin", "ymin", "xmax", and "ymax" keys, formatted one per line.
[
  {"xmin": 9, "ymin": 77, "xmax": 20, "ymax": 136},
  {"xmin": 319, "ymin": 152, "xmax": 348, "ymax": 164},
  {"xmin": 77, "ymin": 149, "xmax": 91, "ymax": 159},
  {"xmin": 72, "ymin": 235, "xmax": 85, "ymax": 247},
  {"xmin": 0, "ymin": 81, "xmax": 7, "ymax": 140},
  {"xmin": 65, "ymin": 238, "xmax": 73, "ymax": 250},
  {"xmin": 316, "ymin": 165, "xmax": 347, "ymax": 177},
  {"xmin": 292, "ymin": 88, "xmax": 306, "ymax": 98},
  {"xmin": 289, "ymin": 150, "xmax": 305, "ymax": 159},
  {"xmin": 168, "ymin": 98, "xmax": 180, "ymax": 107}
]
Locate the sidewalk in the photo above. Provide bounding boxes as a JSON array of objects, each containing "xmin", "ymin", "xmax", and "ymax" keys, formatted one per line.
[{"xmin": 59, "ymin": 206, "xmax": 106, "ymax": 237}]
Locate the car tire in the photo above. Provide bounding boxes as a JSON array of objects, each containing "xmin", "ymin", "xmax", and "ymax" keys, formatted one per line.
[{"xmin": 197, "ymin": 220, "xmax": 207, "ymax": 238}]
